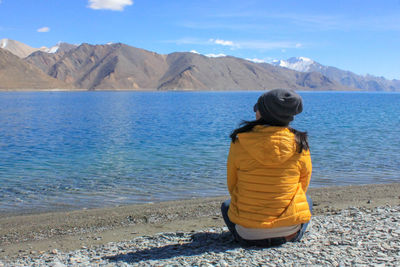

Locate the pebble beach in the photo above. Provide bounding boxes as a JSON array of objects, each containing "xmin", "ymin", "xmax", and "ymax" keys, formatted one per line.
[{"xmin": 1, "ymin": 184, "xmax": 399, "ymax": 266}]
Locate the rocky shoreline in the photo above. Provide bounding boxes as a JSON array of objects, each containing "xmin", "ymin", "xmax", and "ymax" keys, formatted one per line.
[
  {"xmin": 1, "ymin": 205, "xmax": 399, "ymax": 266},
  {"xmin": 1, "ymin": 183, "xmax": 400, "ymax": 266}
]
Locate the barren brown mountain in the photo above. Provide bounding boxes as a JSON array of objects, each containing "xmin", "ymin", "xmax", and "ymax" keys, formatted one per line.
[
  {"xmin": 0, "ymin": 48, "xmax": 73, "ymax": 90},
  {"xmin": 25, "ymin": 43, "xmax": 346, "ymax": 91},
  {"xmin": 273, "ymin": 57, "xmax": 400, "ymax": 91},
  {"xmin": 26, "ymin": 43, "xmax": 169, "ymax": 89},
  {"xmin": 0, "ymin": 39, "xmax": 41, "ymax": 58},
  {"xmin": 159, "ymin": 53, "xmax": 344, "ymax": 90}
]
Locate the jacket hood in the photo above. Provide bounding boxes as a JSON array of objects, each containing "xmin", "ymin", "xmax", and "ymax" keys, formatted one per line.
[{"xmin": 237, "ymin": 126, "xmax": 297, "ymax": 165}]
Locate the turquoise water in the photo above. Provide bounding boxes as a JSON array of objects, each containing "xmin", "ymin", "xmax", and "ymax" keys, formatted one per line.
[{"xmin": 0, "ymin": 91, "xmax": 399, "ymax": 213}]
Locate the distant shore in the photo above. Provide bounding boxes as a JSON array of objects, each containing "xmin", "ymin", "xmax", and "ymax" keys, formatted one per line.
[
  {"xmin": 2, "ymin": 88, "xmax": 400, "ymax": 93},
  {"xmin": 1, "ymin": 183, "xmax": 399, "ymax": 260}
]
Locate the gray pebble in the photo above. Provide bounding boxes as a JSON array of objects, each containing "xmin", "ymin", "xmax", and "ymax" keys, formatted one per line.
[{"xmin": 1, "ymin": 205, "xmax": 400, "ymax": 266}]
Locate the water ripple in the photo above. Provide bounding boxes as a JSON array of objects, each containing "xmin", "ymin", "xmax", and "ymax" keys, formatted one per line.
[{"xmin": 0, "ymin": 91, "xmax": 399, "ymax": 213}]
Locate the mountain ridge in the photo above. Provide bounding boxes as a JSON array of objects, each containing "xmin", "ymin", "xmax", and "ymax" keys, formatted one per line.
[
  {"xmin": 273, "ymin": 57, "xmax": 400, "ymax": 91},
  {"xmin": 0, "ymin": 48, "xmax": 74, "ymax": 90},
  {"xmin": 0, "ymin": 39, "xmax": 397, "ymax": 91},
  {"xmin": 0, "ymin": 39, "xmax": 77, "ymax": 58},
  {"xmin": 24, "ymin": 43, "xmax": 348, "ymax": 91}
]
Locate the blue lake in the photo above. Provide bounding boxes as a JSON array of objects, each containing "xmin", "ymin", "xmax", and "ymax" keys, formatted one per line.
[{"xmin": 0, "ymin": 91, "xmax": 399, "ymax": 213}]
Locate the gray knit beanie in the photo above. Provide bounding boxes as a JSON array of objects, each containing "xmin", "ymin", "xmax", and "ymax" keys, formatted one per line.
[{"xmin": 254, "ymin": 89, "xmax": 303, "ymax": 125}]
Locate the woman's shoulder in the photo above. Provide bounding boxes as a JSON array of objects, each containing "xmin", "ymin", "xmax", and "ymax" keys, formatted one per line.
[{"xmin": 252, "ymin": 125, "xmax": 292, "ymax": 133}]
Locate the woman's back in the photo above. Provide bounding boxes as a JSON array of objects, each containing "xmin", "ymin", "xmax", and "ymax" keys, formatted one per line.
[
  {"xmin": 221, "ymin": 88, "xmax": 313, "ymax": 247},
  {"xmin": 227, "ymin": 125, "xmax": 312, "ymax": 228}
]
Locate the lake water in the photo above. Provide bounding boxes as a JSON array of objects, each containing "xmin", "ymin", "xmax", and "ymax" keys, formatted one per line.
[{"xmin": 0, "ymin": 91, "xmax": 399, "ymax": 214}]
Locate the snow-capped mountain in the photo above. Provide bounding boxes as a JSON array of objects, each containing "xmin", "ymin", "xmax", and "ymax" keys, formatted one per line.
[
  {"xmin": 44, "ymin": 45, "xmax": 59, "ymax": 54},
  {"xmin": 1, "ymin": 39, "xmax": 399, "ymax": 91},
  {"xmin": 272, "ymin": 57, "xmax": 320, "ymax": 72},
  {"xmin": 0, "ymin": 39, "xmax": 40, "ymax": 58},
  {"xmin": 273, "ymin": 57, "xmax": 400, "ymax": 91},
  {"xmin": 0, "ymin": 39, "xmax": 76, "ymax": 58},
  {"xmin": 22, "ymin": 42, "xmax": 348, "ymax": 90},
  {"xmin": 0, "ymin": 38, "xmax": 8, "ymax": 48}
]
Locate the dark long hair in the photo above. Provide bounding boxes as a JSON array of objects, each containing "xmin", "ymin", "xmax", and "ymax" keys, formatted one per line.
[{"xmin": 230, "ymin": 119, "xmax": 309, "ymax": 153}]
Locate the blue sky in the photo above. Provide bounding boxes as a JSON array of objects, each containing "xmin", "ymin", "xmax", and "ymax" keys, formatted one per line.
[{"xmin": 1, "ymin": 0, "xmax": 400, "ymax": 79}]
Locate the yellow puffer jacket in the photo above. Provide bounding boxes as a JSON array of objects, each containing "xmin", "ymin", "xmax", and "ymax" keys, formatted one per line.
[{"xmin": 227, "ymin": 125, "xmax": 312, "ymax": 228}]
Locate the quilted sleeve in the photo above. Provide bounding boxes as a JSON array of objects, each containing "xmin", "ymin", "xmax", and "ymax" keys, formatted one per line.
[
  {"xmin": 227, "ymin": 142, "xmax": 238, "ymax": 195},
  {"xmin": 299, "ymin": 151, "xmax": 312, "ymax": 193}
]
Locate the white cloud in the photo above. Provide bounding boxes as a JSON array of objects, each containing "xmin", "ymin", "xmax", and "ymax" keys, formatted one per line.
[
  {"xmin": 37, "ymin": 27, "xmax": 50, "ymax": 33},
  {"xmin": 210, "ymin": 38, "xmax": 236, "ymax": 47},
  {"xmin": 206, "ymin": 53, "xmax": 226, "ymax": 58},
  {"xmin": 211, "ymin": 38, "xmax": 302, "ymax": 50},
  {"xmin": 182, "ymin": 21, "xmax": 265, "ymax": 31},
  {"xmin": 186, "ymin": 11, "xmax": 400, "ymax": 32},
  {"xmin": 234, "ymin": 12, "xmax": 400, "ymax": 32},
  {"xmin": 246, "ymin": 58, "xmax": 266, "ymax": 63},
  {"xmin": 190, "ymin": 50, "xmax": 200, "ymax": 54},
  {"xmin": 88, "ymin": 0, "xmax": 133, "ymax": 11},
  {"xmin": 238, "ymin": 41, "xmax": 303, "ymax": 50},
  {"xmin": 169, "ymin": 37, "xmax": 208, "ymax": 45},
  {"xmin": 166, "ymin": 38, "xmax": 303, "ymax": 51}
]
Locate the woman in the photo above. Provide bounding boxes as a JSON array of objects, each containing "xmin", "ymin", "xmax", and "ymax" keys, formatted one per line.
[{"xmin": 221, "ymin": 88, "xmax": 312, "ymax": 247}]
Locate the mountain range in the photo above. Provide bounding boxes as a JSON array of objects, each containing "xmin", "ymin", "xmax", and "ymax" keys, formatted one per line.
[
  {"xmin": 0, "ymin": 39, "xmax": 398, "ymax": 91},
  {"xmin": 0, "ymin": 39, "xmax": 77, "ymax": 58},
  {"xmin": 0, "ymin": 48, "xmax": 72, "ymax": 90},
  {"xmin": 272, "ymin": 57, "xmax": 400, "ymax": 92}
]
